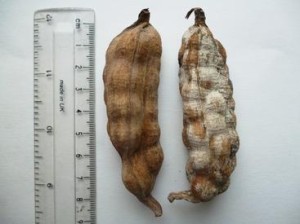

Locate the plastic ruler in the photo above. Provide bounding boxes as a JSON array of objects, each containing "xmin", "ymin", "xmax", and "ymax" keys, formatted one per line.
[{"xmin": 33, "ymin": 8, "xmax": 96, "ymax": 224}]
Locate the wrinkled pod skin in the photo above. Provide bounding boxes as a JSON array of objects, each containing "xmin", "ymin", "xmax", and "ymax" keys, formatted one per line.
[
  {"xmin": 168, "ymin": 8, "xmax": 239, "ymax": 203},
  {"xmin": 103, "ymin": 9, "xmax": 164, "ymax": 216}
]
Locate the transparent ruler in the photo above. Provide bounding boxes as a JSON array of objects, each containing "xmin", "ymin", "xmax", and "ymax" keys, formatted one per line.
[{"xmin": 33, "ymin": 8, "xmax": 96, "ymax": 224}]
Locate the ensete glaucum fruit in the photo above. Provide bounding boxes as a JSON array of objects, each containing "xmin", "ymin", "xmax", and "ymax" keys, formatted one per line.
[
  {"xmin": 103, "ymin": 9, "xmax": 164, "ymax": 216},
  {"xmin": 168, "ymin": 8, "xmax": 239, "ymax": 203}
]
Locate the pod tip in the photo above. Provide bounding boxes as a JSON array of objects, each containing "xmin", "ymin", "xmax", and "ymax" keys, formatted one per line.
[{"xmin": 186, "ymin": 7, "xmax": 206, "ymax": 26}]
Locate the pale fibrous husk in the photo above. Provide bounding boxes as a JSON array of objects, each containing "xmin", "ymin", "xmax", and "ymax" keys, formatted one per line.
[{"xmin": 168, "ymin": 8, "xmax": 239, "ymax": 203}]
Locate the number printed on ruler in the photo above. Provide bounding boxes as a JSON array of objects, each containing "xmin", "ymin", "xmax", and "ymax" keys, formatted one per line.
[{"xmin": 33, "ymin": 8, "xmax": 96, "ymax": 224}]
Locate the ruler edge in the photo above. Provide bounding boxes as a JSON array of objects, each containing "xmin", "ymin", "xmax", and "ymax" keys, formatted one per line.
[
  {"xmin": 33, "ymin": 9, "xmax": 97, "ymax": 223},
  {"xmin": 34, "ymin": 7, "xmax": 95, "ymax": 15},
  {"xmin": 86, "ymin": 15, "xmax": 97, "ymax": 224}
]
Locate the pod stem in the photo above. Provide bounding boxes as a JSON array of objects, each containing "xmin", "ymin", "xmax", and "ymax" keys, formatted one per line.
[
  {"xmin": 186, "ymin": 7, "xmax": 206, "ymax": 26},
  {"xmin": 126, "ymin": 8, "xmax": 150, "ymax": 30},
  {"xmin": 138, "ymin": 8, "xmax": 150, "ymax": 23}
]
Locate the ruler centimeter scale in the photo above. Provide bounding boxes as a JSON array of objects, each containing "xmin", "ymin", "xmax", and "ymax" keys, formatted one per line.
[{"xmin": 33, "ymin": 8, "xmax": 96, "ymax": 224}]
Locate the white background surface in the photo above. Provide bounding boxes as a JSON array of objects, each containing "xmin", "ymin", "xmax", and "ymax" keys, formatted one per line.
[{"xmin": 1, "ymin": 0, "xmax": 300, "ymax": 223}]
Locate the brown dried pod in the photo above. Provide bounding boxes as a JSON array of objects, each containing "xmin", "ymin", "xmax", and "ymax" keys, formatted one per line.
[
  {"xmin": 103, "ymin": 9, "xmax": 164, "ymax": 216},
  {"xmin": 168, "ymin": 8, "xmax": 239, "ymax": 203}
]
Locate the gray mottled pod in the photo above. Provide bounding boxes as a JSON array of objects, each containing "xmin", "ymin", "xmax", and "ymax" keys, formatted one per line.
[
  {"xmin": 103, "ymin": 9, "xmax": 163, "ymax": 216},
  {"xmin": 168, "ymin": 8, "xmax": 239, "ymax": 203}
]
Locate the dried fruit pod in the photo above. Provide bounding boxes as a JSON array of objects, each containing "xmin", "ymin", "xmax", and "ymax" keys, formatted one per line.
[
  {"xmin": 168, "ymin": 8, "xmax": 239, "ymax": 203},
  {"xmin": 103, "ymin": 9, "xmax": 164, "ymax": 216}
]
